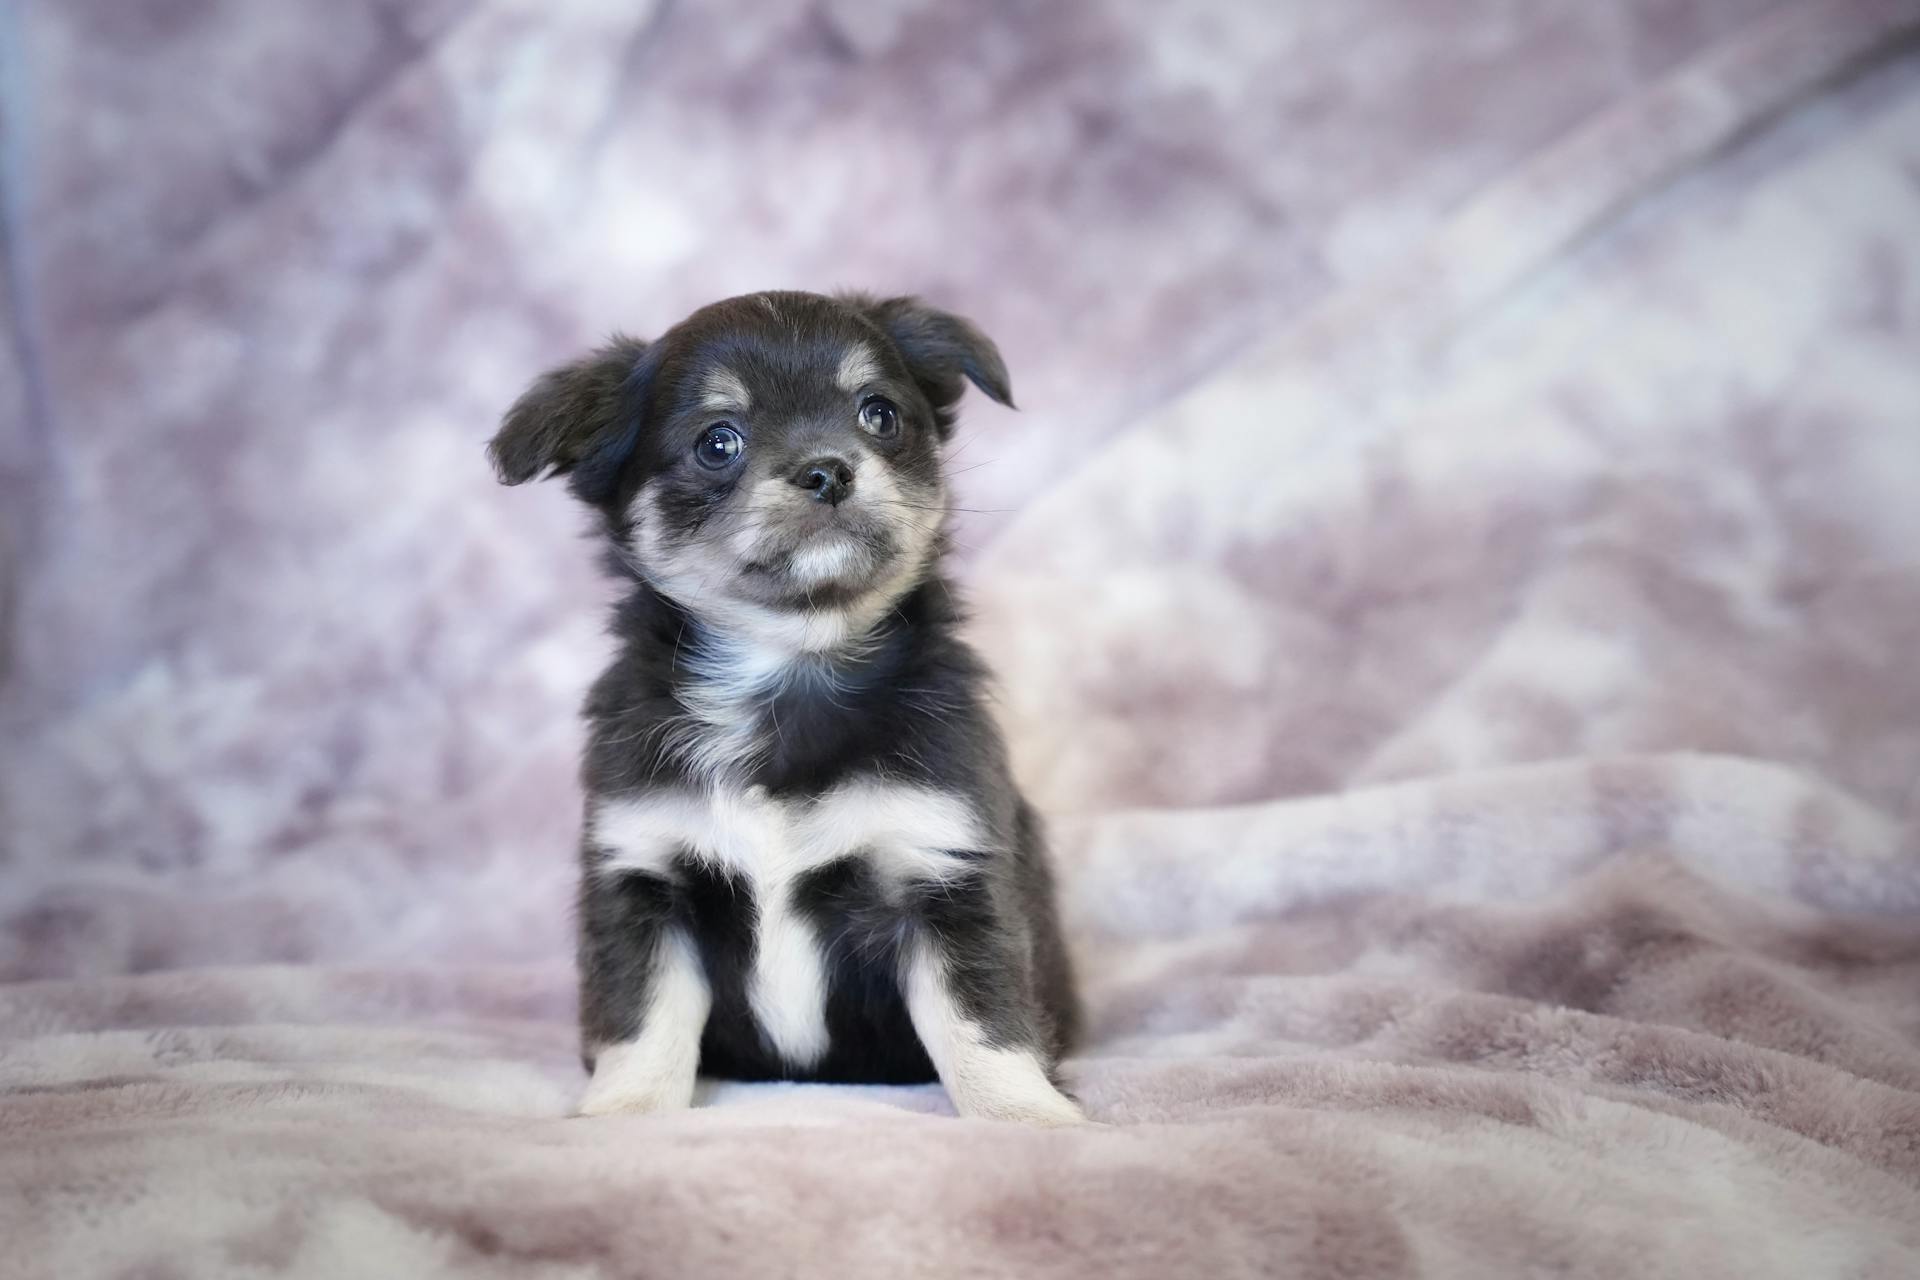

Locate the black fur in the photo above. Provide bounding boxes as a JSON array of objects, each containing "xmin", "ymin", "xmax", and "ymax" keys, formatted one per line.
[{"xmin": 493, "ymin": 290, "xmax": 1076, "ymax": 1096}]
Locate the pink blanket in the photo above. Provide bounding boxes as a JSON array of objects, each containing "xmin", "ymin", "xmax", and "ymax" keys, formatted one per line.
[{"xmin": 4, "ymin": 2, "xmax": 1919, "ymax": 1275}]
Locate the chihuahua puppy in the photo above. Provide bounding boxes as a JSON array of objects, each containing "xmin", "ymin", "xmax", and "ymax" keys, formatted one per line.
[{"xmin": 490, "ymin": 291, "xmax": 1082, "ymax": 1124}]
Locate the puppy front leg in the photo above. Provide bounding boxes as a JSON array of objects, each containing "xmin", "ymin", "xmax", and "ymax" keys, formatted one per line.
[
  {"xmin": 902, "ymin": 931, "xmax": 1085, "ymax": 1127},
  {"xmin": 577, "ymin": 872, "xmax": 710, "ymax": 1117}
]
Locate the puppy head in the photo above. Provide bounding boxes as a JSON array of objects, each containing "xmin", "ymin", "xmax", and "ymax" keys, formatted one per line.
[{"xmin": 490, "ymin": 291, "xmax": 1011, "ymax": 650}]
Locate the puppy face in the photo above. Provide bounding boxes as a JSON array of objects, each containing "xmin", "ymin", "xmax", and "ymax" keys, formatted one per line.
[
  {"xmin": 630, "ymin": 296, "xmax": 950, "ymax": 625},
  {"xmin": 491, "ymin": 292, "xmax": 1011, "ymax": 649}
]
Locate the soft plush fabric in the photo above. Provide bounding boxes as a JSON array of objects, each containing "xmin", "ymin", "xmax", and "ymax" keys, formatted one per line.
[{"xmin": 4, "ymin": 2, "xmax": 1919, "ymax": 1276}]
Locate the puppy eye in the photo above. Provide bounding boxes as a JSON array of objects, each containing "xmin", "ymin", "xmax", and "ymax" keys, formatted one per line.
[
  {"xmin": 696, "ymin": 423, "xmax": 744, "ymax": 470},
  {"xmin": 859, "ymin": 396, "xmax": 900, "ymax": 439}
]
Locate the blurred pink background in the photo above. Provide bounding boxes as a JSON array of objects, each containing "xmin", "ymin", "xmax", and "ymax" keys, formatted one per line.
[{"xmin": 3, "ymin": 1, "xmax": 1917, "ymax": 977}]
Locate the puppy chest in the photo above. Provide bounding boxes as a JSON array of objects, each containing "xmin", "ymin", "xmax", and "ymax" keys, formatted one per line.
[
  {"xmin": 590, "ymin": 780, "xmax": 987, "ymax": 890},
  {"xmin": 590, "ymin": 780, "xmax": 989, "ymax": 1067}
]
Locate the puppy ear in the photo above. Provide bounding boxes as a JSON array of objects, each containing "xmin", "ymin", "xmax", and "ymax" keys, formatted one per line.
[
  {"xmin": 850, "ymin": 295, "xmax": 1013, "ymax": 431},
  {"xmin": 488, "ymin": 335, "xmax": 651, "ymax": 504}
]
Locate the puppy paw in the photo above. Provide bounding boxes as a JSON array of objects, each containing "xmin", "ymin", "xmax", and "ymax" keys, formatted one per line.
[
  {"xmin": 966, "ymin": 1089, "xmax": 1089, "ymax": 1127},
  {"xmin": 947, "ymin": 1053, "xmax": 1090, "ymax": 1126},
  {"xmin": 575, "ymin": 1076, "xmax": 695, "ymax": 1117},
  {"xmin": 575, "ymin": 1046, "xmax": 697, "ymax": 1118}
]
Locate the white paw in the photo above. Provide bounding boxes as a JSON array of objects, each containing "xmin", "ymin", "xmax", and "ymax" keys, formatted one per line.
[
  {"xmin": 945, "ymin": 1046, "xmax": 1089, "ymax": 1126},
  {"xmin": 963, "ymin": 1087, "xmax": 1088, "ymax": 1127},
  {"xmin": 575, "ymin": 1041, "xmax": 697, "ymax": 1117},
  {"xmin": 575, "ymin": 1074, "xmax": 695, "ymax": 1117}
]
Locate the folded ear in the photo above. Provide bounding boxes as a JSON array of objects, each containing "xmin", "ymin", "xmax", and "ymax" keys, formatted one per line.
[
  {"xmin": 848, "ymin": 295, "xmax": 1013, "ymax": 433},
  {"xmin": 488, "ymin": 335, "xmax": 651, "ymax": 505}
]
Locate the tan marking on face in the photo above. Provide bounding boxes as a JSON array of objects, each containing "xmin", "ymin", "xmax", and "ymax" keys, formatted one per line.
[
  {"xmin": 836, "ymin": 344, "xmax": 881, "ymax": 394},
  {"xmin": 701, "ymin": 367, "xmax": 751, "ymax": 413}
]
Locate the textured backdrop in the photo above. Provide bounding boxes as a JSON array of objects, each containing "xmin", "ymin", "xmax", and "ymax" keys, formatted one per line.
[{"xmin": 10, "ymin": 0, "xmax": 1871, "ymax": 975}]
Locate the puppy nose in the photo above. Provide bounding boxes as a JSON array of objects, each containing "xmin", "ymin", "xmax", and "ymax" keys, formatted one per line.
[{"xmin": 791, "ymin": 456, "xmax": 854, "ymax": 506}]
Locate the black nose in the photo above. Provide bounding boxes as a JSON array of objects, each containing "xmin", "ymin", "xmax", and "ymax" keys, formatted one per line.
[{"xmin": 791, "ymin": 456, "xmax": 854, "ymax": 506}]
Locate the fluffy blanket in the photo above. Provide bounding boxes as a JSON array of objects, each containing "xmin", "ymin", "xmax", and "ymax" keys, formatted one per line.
[{"xmin": 4, "ymin": 2, "xmax": 1920, "ymax": 1275}]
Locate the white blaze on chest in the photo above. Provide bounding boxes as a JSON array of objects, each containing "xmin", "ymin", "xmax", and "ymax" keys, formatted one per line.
[{"xmin": 590, "ymin": 780, "xmax": 990, "ymax": 1068}]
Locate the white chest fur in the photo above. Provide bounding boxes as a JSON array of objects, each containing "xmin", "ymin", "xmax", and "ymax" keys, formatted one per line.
[{"xmin": 589, "ymin": 780, "xmax": 989, "ymax": 1068}]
